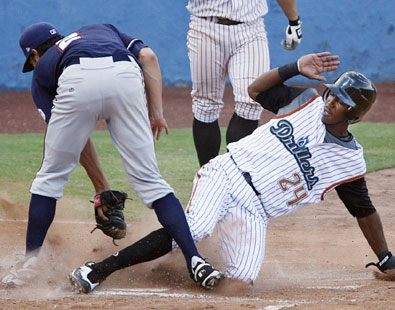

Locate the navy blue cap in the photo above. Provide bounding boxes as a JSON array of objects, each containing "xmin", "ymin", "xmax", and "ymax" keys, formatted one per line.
[{"xmin": 19, "ymin": 22, "xmax": 60, "ymax": 73}]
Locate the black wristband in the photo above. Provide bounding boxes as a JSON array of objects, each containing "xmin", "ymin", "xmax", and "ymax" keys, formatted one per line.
[
  {"xmin": 378, "ymin": 250, "xmax": 392, "ymax": 262},
  {"xmin": 289, "ymin": 17, "xmax": 300, "ymax": 26},
  {"xmin": 278, "ymin": 61, "xmax": 300, "ymax": 81}
]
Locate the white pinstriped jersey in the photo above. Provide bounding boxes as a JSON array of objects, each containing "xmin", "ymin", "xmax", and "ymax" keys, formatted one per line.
[
  {"xmin": 227, "ymin": 94, "xmax": 366, "ymax": 218},
  {"xmin": 187, "ymin": 0, "xmax": 268, "ymax": 22}
]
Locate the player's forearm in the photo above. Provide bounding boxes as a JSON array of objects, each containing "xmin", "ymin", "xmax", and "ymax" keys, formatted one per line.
[
  {"xmin": 249, "ymin": 58, "xmax": 303, "ymax": 101},
  {"xmin": 276, "ymin": 0, "xmax": 299, "ymax": 21},
  {"xmin": 248, "ymin": 68, "xmax": 284, "ymax": 101},
  {"xmin": 80, "ymin": 138, "xmax": 111, "ymax": 194},
  {"xmin": 357, "ymin": 212, "xmax": 388, "ymax": 256},
  {"xmin": 138, "ymin": 47, "xmax": 164, "ymax": 119}
]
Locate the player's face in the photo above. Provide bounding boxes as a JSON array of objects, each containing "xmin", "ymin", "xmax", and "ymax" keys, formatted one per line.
[
  {"xmin": 322, "ymin": 91, "xmax": 348, "ymax": 125},
  {"xmin": 28, "ymin": 50, "xmax": 40, "ymax": 70}
]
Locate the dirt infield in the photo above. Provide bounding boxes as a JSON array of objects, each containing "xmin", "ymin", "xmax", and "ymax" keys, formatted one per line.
[{"xmin": 1, "ymin": 85, "xmax": 395, "ymax": 309}]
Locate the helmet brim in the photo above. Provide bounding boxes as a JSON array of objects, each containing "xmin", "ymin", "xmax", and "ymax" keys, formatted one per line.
[{"xmin": 323, "ymin": 84, "xmax": 356, "ymax": 108}]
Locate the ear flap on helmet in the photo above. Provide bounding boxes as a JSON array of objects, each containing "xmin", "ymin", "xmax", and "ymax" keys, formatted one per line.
[{"xmin": 345, "ymin": 107, "xmax": 360, "ymax": 124}]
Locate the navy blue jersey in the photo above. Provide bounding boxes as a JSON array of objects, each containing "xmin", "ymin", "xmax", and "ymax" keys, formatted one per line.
[{"xmin": 31, "ymin": 24, "xmax": 146, "ymax": 123}]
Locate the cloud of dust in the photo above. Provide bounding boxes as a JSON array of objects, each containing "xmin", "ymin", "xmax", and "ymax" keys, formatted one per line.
[
  {"xmin": 0, "ymin": 204, "xmax": 169, "ymax": 300},
  {"xmin": 1, "ymin": 197, "xmax": 253, "ymax": 299},
  {"xmin": 0, "ymin": 197, "xmax": 28, "ymax": 220}
]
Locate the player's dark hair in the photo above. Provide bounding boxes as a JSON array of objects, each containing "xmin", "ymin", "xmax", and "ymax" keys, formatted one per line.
[{"xmin": 36, "ymin": 35, "xmax": 64, "ymax": 56}]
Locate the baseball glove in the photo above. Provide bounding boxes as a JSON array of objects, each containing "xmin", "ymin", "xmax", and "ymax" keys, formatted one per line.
[
  {"xmin": 365, "ymin": 250, "xmax": 395, "ymax": 281},
  {"xmin": 90, "ymin": 190, "xmax": 129, "ymax": 245}
]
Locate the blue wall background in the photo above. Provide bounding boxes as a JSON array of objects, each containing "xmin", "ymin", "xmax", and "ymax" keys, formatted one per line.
[{"xmin": 1, "ymin": 0, "xmax": 394, "ymax": 91}]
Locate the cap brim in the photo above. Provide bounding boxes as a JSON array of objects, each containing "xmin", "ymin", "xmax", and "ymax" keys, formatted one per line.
[{"xmin": 22, "ymin": 59, "xmax": 34, "ymax": 73}]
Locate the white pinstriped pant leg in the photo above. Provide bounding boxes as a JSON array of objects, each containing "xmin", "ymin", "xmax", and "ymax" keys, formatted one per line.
[
  {"xmin": 183, "ymin": 155, "xmax": 232, "ymax": 242},
  {"xmin": 217, "ymin": 155, "xmax": 268, "ymax": 282},
  {"xmin": 216, "ymin": 206, "xmax": 267, "ymax": 282},
  {"xmin": 188, "ymin": 16, "xmax": 230, "ymax": 123},
  {"xmin": 228, "ymin": 18, "xmax": 269, "ymax": 120},
  {"xmin": 177, "ymin": 153, "xmax": 268, "ymax": 282},
  {"xmin": 188, "ymin": 16, "xmax": 269, "ymax": 123}
]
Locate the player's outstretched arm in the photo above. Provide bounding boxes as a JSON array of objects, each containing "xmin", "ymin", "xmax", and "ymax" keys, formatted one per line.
[
  {"xmin": 80, "ymin": 138, "xmax": 111, "ymax": 195},
  {"xmin": 358, "ymin": 211, "xmax": 395, "ymax": 277},
  {"xmin": 248, "ymin": 67, "xmax": 283, "ymax": 101},
  {"xmin": 357, "ymin": 211, "xmax": 388, "ymax": 256},
  {"xmin": 248, "ymin": 52, "xmax": 340, "ymax": 100},
  {"xmin": 79, "ymin": 138, "xmax": 111, "ymax": 221}
]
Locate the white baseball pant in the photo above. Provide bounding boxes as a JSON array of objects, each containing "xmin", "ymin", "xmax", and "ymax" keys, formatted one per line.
[
  {"xmin": 187, "ymin": 16, "xmax": 270, "ymax": 122},
  {"xmin": 176, "ymin": 153, "xmax": 269, "ymax": 283},
  {"xmin": 30, "ymin": 56, "xmax": 173, "ymax": 207}
]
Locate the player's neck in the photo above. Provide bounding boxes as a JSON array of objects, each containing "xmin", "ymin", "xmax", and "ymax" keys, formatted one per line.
[{"xmin": 325, "ymin": 122, "xmax": 349, "ymax": 137}]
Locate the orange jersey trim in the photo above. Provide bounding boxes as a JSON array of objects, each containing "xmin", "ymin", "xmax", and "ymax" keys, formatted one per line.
[
  {"xmin": 185, "ymin": 172, "xmax": 201, "ymax": 214},
  {"xmin": 320, "ymin": 174, "xmax": 366, "ymax": 200},
  {"xmin": 273, "ymin": 94, "xmax": 321, "ymax": 119}
]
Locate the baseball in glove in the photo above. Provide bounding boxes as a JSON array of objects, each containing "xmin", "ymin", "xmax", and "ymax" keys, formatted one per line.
[
  {"xmin": 90, "ymin": 190, "xmax": 129, "ymax": 245},
  {"xmin": 365, "ymin": 250, "xmax": 395, "ymax": 281}
]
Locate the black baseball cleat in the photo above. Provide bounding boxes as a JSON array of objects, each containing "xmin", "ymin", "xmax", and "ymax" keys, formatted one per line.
[
  {"xmin": 69, "ymin": 262, "xmax": 100, "ymax": 294},
  {"xmin": 190, "ymin": 256, "xmax": 223, "ymax": 289}
]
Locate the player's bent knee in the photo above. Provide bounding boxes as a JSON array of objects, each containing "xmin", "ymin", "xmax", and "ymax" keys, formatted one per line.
[
  {"xmin": 234, "ymin": 102, "xmax": 263, "ymax": 121},
  {"xmin": 192, "ymin": 103, "xmax": 222, "ymax": 123}
]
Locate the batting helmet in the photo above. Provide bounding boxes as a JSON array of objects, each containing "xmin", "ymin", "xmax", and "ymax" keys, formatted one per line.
[{"xmin": 323, "ymin": 71, "xmax": 377, "ymax": 124}]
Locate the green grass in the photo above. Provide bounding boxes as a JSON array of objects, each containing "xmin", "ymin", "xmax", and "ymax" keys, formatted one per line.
[
  {"xmin": 0, "ymin": 123, "xmax": 394, "ymax": 217},
  {"xmin": 349, "ymin": 122, "xmax": 395, "ymax": 172}
]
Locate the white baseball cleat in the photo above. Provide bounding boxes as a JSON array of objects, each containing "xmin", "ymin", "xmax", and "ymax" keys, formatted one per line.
[
  {"xmin": 190, "ymin": 256, "xmax": 223, "ymax": 289},
  {"xmin": 69, "ymin": 262, "xmax": 100, "ymax": 294},
  {"xmin": 1, "ymin": 255, "xmax": 38, "ymax": 288}
]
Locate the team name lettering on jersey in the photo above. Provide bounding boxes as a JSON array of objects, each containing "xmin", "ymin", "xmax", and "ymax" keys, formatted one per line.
[{"xmin": 270, "ymin": 119, "xmax": 319, "ymax": 190}]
